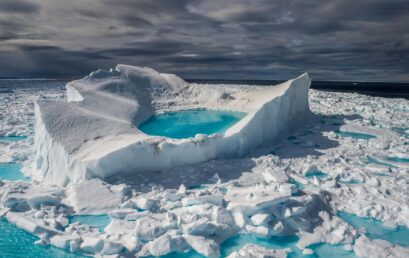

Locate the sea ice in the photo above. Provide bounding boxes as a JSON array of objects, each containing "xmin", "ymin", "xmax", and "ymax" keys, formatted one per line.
[{"xmin": 1, "ymin": 70, "xmax": 409, "ymax": 257}]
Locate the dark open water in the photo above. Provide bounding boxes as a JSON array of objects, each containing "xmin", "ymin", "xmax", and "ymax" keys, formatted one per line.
[
  {"xmin": 187, "ymin": 79, "xmax": 409, "ymax": 99},
  {"xmin": 1, "ymin": 79, "xmax": 409, "ymax": 99}
]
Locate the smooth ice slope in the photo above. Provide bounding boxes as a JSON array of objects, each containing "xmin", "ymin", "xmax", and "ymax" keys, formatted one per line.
[{"xmin": 33, "ymin": 65, "xmax": 311, "ymax": 186}]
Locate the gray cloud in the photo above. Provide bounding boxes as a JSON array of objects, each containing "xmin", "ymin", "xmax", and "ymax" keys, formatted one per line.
[
  {"xmin": 0, "ymin": 0, "xmax": 408, "ymax": 81},
  {"xmin": 0, "ymin": 0, "xmax": 40, "ymax": 13}
]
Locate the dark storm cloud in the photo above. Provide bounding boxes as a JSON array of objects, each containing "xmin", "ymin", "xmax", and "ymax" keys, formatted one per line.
[
  {"xmin": 0, "ymin": 0, "xmax": 40, "ymax": 13},
  {"xmin": 0, "ymin": 0, "xmax": 408, "ymax": 81}
]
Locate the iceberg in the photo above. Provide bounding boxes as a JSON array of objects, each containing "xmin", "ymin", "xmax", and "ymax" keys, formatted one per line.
[{"xmin": 33, "ymin": 65, "xmax": 311, "ymax": 186}]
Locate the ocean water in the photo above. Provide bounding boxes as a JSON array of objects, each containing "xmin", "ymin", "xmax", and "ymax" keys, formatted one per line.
[
  {"xmin": 139, "ymin": 109, "xmax": 247, "ymax": 139},
  {"xmin": 0, "ymin": 219, "xmax": 87, "ymax": 258},
  {"xmin": 68, "ymin": 214, "xmax": 110, "ymax": 232},
  {"xmin": 0, "ymin": 162, "xmax": 31, "ymax": 182},
  {"xmin": 338, "ymin": 212, "xmax": 409, "ymax": 246}
]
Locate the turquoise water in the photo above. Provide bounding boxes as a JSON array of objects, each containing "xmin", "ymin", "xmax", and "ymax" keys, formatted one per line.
[
  {"xmin": 188, "ymin": 184, "xmax": 208, "ymax": 190},
  {"xmin": 338, "ymin": 211, "xmax": 409, "ymax": 246},
  {"xmin": 68, "ymin": 214, "xmax": 110, "ymax": 232},
  {"xmin": 0, "ymin": 218, "xmax": 87, "ymax": 258},
  {"xmin": 0, "ymin": 135, "xmax": 27, "ymax": 142},
  {"xmin": 1, "ymin": 217, "xmax": 357, "ymax": 258},
  {"xmin": 290, "ymin": 179, "xmax": 306, "ymax": 190},
  {"xmin": 221, "ymin": 235, "xmax": 302, "ymax": 257},
  {"xmin": 139, "ymin": 109, "xmax": 247, "ymax": 139},
  {"xmin": 0, "ymin": 162, "xmax": 31, "ymax": 182},
  {"xmin": 309, "ymin": 243, "xmax": 356, "ymax": 258},
  {"xmin": 342, "ymin": 179, "xmax": 363, "ymax": 184},
  {"xmin": 161, "ymin": 250, "xmax": 204, "ymax": 258},
  {"xmin": 305, "ymin": 171, "xmax": 328, "ymax": 179},
  {"xmin": 393, "ymin": 127, "xmax": 409, "ymax": 138},
  {"xmin": 337, "ymin": 131, "xmax": 376, "ymax": 140},
  {"xmin": 385, "ymin": 156, "xmax": 409, "ymax": 163}
]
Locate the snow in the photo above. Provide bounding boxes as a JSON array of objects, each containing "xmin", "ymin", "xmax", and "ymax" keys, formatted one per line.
[
  {"xmin": 64, "ymin": 179, "xmax": 124, "ymax": 215},
  {"xmin": 227, "ymin": 244, "xmax": 291, "ymax": 258},
  {"xmin": 33, "ymin": 64, "xmax": 311, "ymax": 186},
  {"xmin": 1, "ymin": 71, "xmax": 409, "ymax": 257},
  {"xmin": 184, "ymin": 235, "xmax": 221, "ymax": 257},
  {"xmin": 353, "ymin": 236, "xmax": 409, "ymax": 258}
]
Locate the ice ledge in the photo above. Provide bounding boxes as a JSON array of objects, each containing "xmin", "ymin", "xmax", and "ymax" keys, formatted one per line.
[{"xmin": 33, "ymin": 65, "xmax": 312, "ymax": 186}]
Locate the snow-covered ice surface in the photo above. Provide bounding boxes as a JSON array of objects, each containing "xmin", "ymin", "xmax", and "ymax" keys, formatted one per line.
[{"xmin": 1, "ymin": 73, "xmax": 409, "ymax": 257}]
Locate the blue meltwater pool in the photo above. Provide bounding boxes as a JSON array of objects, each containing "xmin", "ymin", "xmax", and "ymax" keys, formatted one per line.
[
  {"xmin": 0, "ymin": 162, "xmax": 31, "ymax": 182},
  {"xmin": 0, "ymin": 219, "xmax": 87, "ymax": 258},
  {"xmin": 139, "ymin": 109, "xmax": 247, "ymax": 139},
  {"xmin": 338, "ymin": 211, "xmax": 409, "ymax": 247}
]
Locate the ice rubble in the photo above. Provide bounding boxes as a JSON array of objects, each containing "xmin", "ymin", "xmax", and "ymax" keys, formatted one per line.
[
  {"xmin": 33, "ymin": 65, "xmax": 311, "ymax": 186},
  {"xmin": 0, "ymin": 175, "xmax": 353, "ymax": 257},
  {"xmin": 1, "ymin": 74, "xmax": 409, "ymax": 257},
  {"xmin": 227, "ymin": 244, "xmax": 291, "ymax": 258}
]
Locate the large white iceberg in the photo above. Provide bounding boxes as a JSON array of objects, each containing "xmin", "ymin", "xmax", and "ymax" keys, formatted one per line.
[{"xmin": 33, "ymin": 65, "xmax": 311, "ymax": 186}]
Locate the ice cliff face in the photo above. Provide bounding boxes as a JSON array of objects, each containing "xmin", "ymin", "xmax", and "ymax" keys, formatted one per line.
[{"xmin": 33, "ymin": 65, "xmax": 311, "ymax": 186}]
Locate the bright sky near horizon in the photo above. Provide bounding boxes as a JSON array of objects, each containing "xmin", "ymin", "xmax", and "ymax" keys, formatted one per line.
[{"xmin": 0, "ymin": 0, "xmax": 408, "ymax": 81}]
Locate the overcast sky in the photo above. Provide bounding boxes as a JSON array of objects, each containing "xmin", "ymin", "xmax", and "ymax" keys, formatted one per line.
[{"xmin": 0, "ymin": 0, "xmax": 408, "ymax": 81}]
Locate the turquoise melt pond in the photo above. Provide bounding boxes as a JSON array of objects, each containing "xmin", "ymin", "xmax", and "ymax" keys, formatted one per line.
[
  {"xmin": 306, "ymin": 170, "xmax": 328, "ymax": 179},
  {"xmin": 0, "ymin": 162, "xmax": 31, "ymax": 182},
  {"xmin": 337, "ymin": 131, "xmax": 376, "ymax": 140},
  {"xmin": 0, "ymin": 135, "xmax": 27, "ymax": 142},
  {"xmin": 139, "ymin": 109, "xmax": 247, "ymax": 139},
  {"xmin": 0, "ymin": 218, "xmax": 87, "ymax": 258},
  {"xmin": 385, "ymin": 156, "xmax": 409, "ymax": 163},
  {"xmin": 338, "ymin": 211, "xmax": 409, "ymax": 247}
]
